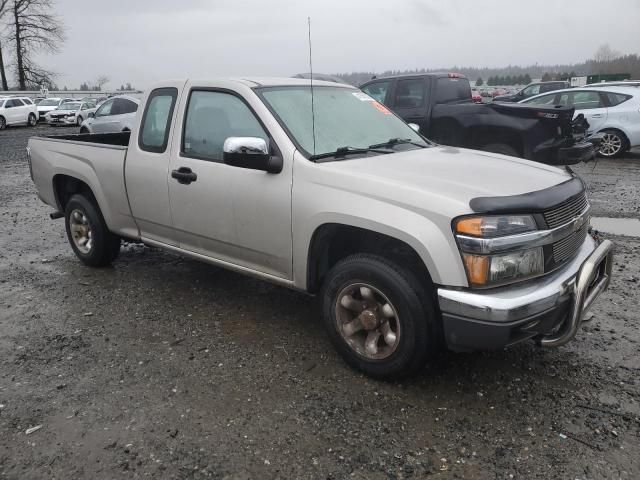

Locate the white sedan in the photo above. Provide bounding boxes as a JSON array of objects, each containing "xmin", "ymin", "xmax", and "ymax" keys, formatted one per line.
[
  {"xmin": 521, "ymin": 86, "xmax": 640, "ymax": 157},
  {"xmin": 45, "ymin": 101, "xmax": 97, "ymax": 126}
]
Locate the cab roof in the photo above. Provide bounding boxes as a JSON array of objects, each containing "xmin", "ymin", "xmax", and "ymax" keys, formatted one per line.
[{"xmin": 171, "ymin": 77, "xmax": 356, "ymax": 89}]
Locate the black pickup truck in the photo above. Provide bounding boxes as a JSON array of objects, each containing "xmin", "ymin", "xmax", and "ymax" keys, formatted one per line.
[{"xmin": 360, "ymin": 73, "xmax": 594, "ymax": 165}]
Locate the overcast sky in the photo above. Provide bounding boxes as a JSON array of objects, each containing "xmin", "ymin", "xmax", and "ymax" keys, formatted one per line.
[{"xmin": 35, "ymin": 0, "xmax": 640, "ymax": 90}]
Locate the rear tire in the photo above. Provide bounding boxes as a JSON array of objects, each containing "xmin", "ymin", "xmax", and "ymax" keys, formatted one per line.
[
  {"xmin": 28, "ymin": 113, "xmax": 37, "ymax": 126},
  {"xmin": 480, "ymin": 143, "xmax": 519, "ymax": 157},
  {"xmin": 0, "ymin": 116, "xmax": 5, "ymax": 130},
  {"xmin": 320, "ymin": 254, "xmax": 436, "ymax": 380},
  {"xmin": 64, "ymin": 194, "xmax": 120, "ymax": 267},
  {"xmin": 598, "ymin": 129, "xmax": 628, "ymax": 158}
]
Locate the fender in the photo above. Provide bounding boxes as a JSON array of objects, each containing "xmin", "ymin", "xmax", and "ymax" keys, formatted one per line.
[{"xmin": 292, "ymin": 189, "xmax": 469, "ymax": 291}]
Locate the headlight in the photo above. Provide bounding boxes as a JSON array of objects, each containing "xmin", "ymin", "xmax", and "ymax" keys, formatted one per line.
[
  {"xmin": 454, "ymin": 214, "xmax": 543, "ymax": 287},
  {"xmin": 462, "ymin": 248, "xmax": 544, "ymax": 287},
  {"xmin": 455, "ymin": 215, "xmax": 536, "ymax": 237}
]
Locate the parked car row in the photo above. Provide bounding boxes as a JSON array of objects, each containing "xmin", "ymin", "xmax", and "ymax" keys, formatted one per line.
[{"xmin": 0, "ymin": 94, "xmax": 139, "ymax": 133}]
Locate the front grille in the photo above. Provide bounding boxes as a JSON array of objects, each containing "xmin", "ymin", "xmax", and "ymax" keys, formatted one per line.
[
  {"xmin": 551, "ymin": 224, "xmax": 588, "ymax": 265},
  {"xmin": 543, "ymin": 191, "xmax": 588, "ymax": 228}
]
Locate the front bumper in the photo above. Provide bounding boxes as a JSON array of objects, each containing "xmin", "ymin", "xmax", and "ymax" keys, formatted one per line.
[
  {"xmin": 47, "ymin": 116, "xmax": 76, "ymax": 125},
  {"xmin": 437, "ymin": 236, "xmax": 613, "ymax": 351}
]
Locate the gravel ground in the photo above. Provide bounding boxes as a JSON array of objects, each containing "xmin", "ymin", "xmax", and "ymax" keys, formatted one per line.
[{"xmin": 1, "ymin": 125, "xmax": 639, "ymax": 479}]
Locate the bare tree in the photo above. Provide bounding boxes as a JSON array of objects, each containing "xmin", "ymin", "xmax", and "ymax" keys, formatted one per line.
[
  {"xmin": 11, "ymin": 0, "xmax": 64, "ymax": 90},
  {"xmin": 0, "ymin": 0, "xmax": 9, "ymax": 90},
  {"xmin": 593, "ymin": 44, "xmax": 621, "ymax": 63},
  {"xmin": 95, "ymin": 74, "xmax": 110, "ymax": 91}
]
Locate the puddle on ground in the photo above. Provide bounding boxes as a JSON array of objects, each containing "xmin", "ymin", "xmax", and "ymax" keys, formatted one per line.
[{"xmin": 591, "ymin": 217, "xmax": 640, "ymax": 237}]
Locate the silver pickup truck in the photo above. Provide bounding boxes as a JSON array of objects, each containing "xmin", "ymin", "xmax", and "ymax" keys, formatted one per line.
[{"xmin": 27, "ymin": 78, "xmax": 614, "ymax": 379}]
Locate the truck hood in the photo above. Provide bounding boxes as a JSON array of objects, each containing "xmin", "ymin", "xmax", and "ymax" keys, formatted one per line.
[{"xmin": 315, "ymin": 145, "xmax": 572, "ymax": 216}]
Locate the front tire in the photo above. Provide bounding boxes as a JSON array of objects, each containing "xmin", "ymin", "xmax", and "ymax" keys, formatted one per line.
[
  {"xmin": 321, "ymin": 254, "xmax": 436, "ymax": 379},
  {"xmin": 76, "ymin": 115, "xmax": 83, "ymax": 126},
  {"xmin": 64, "ymin": 194, "xmax": 120, "ymax": 267},
  {"xmin": 28, "ymin": 113, "xmax": 37, "ymax": 126},
  {"xmin": 598, "ymin": 130, "xmax": 627, "ymax": 158},
  {"xmin": 80, "ymin": 126, "xmax": 90, "ymax": 134}
]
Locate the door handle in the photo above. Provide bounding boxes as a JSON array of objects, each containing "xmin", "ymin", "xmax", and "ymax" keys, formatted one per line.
[
  {"xmin": 171, "ymin": 167, "xmax": 197, "ymax": 185},
  {"xmin": 590, "ymin": 114, "xmax": 604, "ymax": 118}
]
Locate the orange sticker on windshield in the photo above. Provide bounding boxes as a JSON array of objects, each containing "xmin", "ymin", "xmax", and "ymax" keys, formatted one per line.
[{"xmin": 372, "ymin": 101, "xmax": 391, "ymax": 114}]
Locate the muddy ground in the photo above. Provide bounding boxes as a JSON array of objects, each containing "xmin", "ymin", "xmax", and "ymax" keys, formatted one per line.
[{"xmin": 1, "ymin": 125, "xmax": 638, "ymax": 479}]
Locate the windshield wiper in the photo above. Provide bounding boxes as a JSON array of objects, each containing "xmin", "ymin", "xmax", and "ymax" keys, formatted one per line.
[
  {"xmin": 368, "ymin": 138, "xmax": 427, "ymax": 149},
  {"xmin": 310, "ymin": 146, "xmax": 393, "ymax": 161}
]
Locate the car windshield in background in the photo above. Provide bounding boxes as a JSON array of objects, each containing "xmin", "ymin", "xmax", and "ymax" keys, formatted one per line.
[
  {"xmin": 59, "ymin": 103, "xmax": 81, "ymax": 110},
  {"xmin": 257, "ymin": 86, "xmax": 427, "ymax": 160},
  {"xmin": 39, "ymin": 99, "xmax": 60, "ymax": 106},
  {"xmin": 434, "ymin": 77, "xmax": 472, "ymax": 104}
]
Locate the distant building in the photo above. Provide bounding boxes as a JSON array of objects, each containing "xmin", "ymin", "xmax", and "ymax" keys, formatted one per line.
[{"xmin": 571, "ymin": 76, "xmax": 587, "ymax": 87}]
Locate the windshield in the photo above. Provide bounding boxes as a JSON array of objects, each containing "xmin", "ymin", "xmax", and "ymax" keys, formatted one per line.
[
  {"xmin": 39, "ymin": 99, "xmax": 60, "ymax": 106},
  {"xmin": 58, "ymin": 102, "xmax": 81, "ymax": 110},
  {"xmin": 257, "ymin": 86, "xmax": 427, "ymax": 159}
]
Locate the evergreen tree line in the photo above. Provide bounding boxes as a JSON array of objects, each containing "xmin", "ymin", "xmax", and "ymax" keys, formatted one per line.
[{"xmin": 336, "ymin": 53, "xmax": 640, "ymax": 87}]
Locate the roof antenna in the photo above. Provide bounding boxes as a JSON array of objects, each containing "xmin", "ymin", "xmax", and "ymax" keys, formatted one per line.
[{"xmin": 308, "ymin": 16, "xmax": 316, "ymax": 156}]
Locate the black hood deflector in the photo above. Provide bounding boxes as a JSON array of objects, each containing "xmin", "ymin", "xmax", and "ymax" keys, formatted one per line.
[{"xmin": 469, "ymin": 176, "xmax": 585, "ymax": 214}]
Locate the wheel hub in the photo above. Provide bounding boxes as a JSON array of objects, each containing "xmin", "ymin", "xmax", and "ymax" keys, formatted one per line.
[
  {"xmin": 69, "ymin": 209, "xmax": 93, "ymax": 254},
  {"xmin": 359, "ymin": 308, "xmax": 381, "ymax": 331},
  {"xmin": 335, "ymin": 283, "xmax": 400, "ymax": 360}
]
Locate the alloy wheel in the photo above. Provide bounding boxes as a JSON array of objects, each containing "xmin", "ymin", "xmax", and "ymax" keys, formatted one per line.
[
  {"xmin": 335, "ymin": 283, "xmax": 401, "ymax": 360},
  {"xmin": 599, "ymin": 132, "xmax": 623, "ymax": 157}
]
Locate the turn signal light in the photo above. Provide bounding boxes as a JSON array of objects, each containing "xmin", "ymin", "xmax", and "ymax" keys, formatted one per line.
[
  {"xmin": 455, "ymin": 217, "xmax": 484, "ymax": 237},
  {"xmin": 462, "ymin": 254, "xmax": 489, "ymax": 286}
]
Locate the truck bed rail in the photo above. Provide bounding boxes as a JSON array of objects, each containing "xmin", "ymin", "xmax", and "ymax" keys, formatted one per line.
[{"xmin": 36, "ymin": 131, "xmax": 131, "ymax": 147}]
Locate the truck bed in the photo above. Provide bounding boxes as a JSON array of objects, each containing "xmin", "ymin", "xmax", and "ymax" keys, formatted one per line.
[{"xmin": 27, "ymin": 132, "xmax": 139, "ymax": 239}]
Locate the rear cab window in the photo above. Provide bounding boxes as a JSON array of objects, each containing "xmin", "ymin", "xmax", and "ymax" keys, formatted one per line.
[
  {"xmin": 139, "ymin": 88, "xmax": 178, "ymax": 153},
  {"xmin": 434, "ymin": 77, "xmax": 471, "ymax": 104}
]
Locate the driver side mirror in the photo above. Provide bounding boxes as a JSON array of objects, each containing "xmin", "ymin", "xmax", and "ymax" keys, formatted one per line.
[
  {"xmin": 223, "ymin": 137, "xmax": 282, "ymax": 174},
  {"xmin": 87, "ymin": 112, "xmax": 95, "ymax": 118},
  {"xmin": 408, "ymin": 123, "xmax": 420, "ymax": 133}
]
